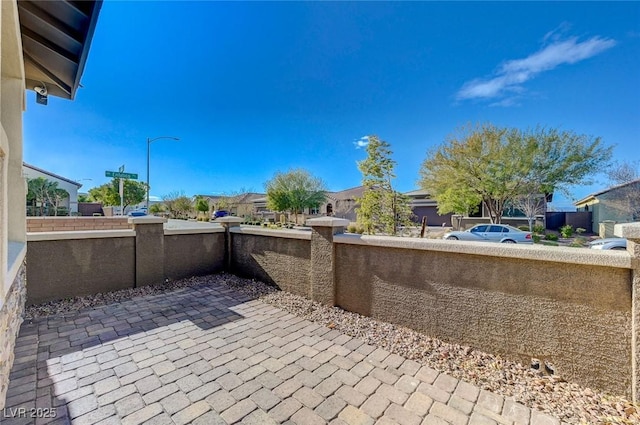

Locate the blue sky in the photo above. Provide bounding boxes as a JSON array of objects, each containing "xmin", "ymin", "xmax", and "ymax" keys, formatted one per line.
[{"xmin": 23, "ymin": 1, "xmax": 640, "ymax": 209}]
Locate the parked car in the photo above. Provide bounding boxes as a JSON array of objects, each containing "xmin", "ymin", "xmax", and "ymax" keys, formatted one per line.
[
  {"xmin": 128, "ymin": 210, "xmax": 146, "ymax": 217},
  {"xmin": 588, "ymin": 238, "xmax": 627, "ymax": 250},
  {"xmin": 211, "ymin": 210, "xmax": 229, "ymax": 219},
  {"xmin": 443, "ymin": 224, "xmax": 533, "ymax": 244}
]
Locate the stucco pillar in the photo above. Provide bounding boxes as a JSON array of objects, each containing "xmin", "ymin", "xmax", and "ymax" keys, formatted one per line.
[
  {"xmin": 615, "ymin": 222, "xmax": 640, "ymax": 402},
  {"xmin": 218, "ymin": 216, "xmax": 243, "ymax": 271},
  {"xmin": 129, "ymin": 216, "xmax": 167, "ymax": 287},
  {"xmin": 307, "ymin": 217, "xmax": 349, "ymax": 306}
]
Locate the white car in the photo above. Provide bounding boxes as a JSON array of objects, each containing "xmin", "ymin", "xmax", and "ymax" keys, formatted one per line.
[{"xmin": 443, "ymin": 224, "xmax": 533, "ymax": 244}]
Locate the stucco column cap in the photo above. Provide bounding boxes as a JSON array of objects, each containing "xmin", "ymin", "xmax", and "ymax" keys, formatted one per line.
[
  {"xmin": 615, "ymin": 222, "xmax": 640, "ymax": 239},
  {"xmin": 217, "ymin": 216, "xmax": 243, "ymax": 226},
  {"xmin": 306, "ymin": 217, "xmax": 350, "ymax": 227},
  {"xmin": 128, "ymin": 216, "xmax": 167, "ymax": 224}
]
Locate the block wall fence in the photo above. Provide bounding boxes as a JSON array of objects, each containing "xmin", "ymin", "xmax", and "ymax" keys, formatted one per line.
[
  {"xmin": 18, "ymin": 216, "xmax": 640, "ymax": 402},
  {"xmin": 27, "ymin": 217, "xmax": 131, "ymax": 232}
]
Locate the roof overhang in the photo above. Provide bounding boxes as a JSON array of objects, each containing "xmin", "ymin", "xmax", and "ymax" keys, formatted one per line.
[
  {"xmin": 574, "ymin": 195, "xmax": 597, "ymax": 207},
  {"xmin": 18, "ymin": 0, "xmax": 102, "ymax": 100}
]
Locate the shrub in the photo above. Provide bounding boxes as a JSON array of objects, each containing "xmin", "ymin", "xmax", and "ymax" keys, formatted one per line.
[
  {"xmin": 518, "ymin": 225, "xmax": 530, "ymax": 231},
  {"xmin": 560, "ymin": 225, "xmax": 573, "ymax": 238},
  {"xmin": 348, "ymin": 224, "xmax": 357, "ymax": 233},
  {"xmin": 576, "ymin": 227, "xmax": 586, "ymax": 234},
  {"xmin": 573, "ymin": 236, "xmax": 587, "ymax": 246},
  {"xmin": 569, "ymin": 238, "xmax": 587, "ymax": 248},
  {"xmin": 533, "ymin": 224, "xmax": 546, "ymax": 234},
  {"xmin": 532, "ymin": 234, "xmax": 541, "ymax": 243},
  {"xmin": 545, "ymin": 233, "xmax": 559, "ymax": 241}
]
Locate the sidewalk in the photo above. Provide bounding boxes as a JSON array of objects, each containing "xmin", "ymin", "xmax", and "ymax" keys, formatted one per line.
[{"xmin": 3, "ymin": 281, "xmax": 561, "ymax": 424}]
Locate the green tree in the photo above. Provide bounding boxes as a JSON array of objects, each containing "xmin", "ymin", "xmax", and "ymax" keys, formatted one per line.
[
  {"xmin": 265, "ymin": 169, "xmax": 327, "ymax": 223},
  {"xmin": 88, "ymin": 179, "xmax": 147, "ymax": 210},
  {"xmin": 419, "ymin": 123, "xmax": 612, "ymax": 223},
  {"xmin": 195, "ymin": 196, "xmax": 210, "ymax": 216},
  {"xmin": 27, "ymin": 177, "xmax": 59, "ymax": 216},
  {"xmin": 356, "ymin": 135, "xmax": 413, "ymax": 235}
]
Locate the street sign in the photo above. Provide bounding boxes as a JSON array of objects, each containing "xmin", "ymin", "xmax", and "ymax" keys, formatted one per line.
[{"xmin": 105, "ymin": 171, "xmax": 138, "ymax": 179}]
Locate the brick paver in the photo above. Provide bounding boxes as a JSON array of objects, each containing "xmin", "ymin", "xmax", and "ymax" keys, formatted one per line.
[{"xmin": 5, "ymin": 279, "xmax": 562, "ymax": 424}]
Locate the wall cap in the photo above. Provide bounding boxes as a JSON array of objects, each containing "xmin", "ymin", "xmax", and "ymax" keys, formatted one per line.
[
  {"xmin": 27, "ymin": 230, "xmax": 136, "ymax": 241},
  {"xmin": 7, "ymin": 241, "xmax": 26, "ymax": 287},
  {"xmin": 306, "ymin": 217, "xmax": 350, "ymax": 227},
  {"xmin": 334, "ymin": 233, "xmax": 633, "ymax": 269},
  {"xmin": 27, "ymin": 216, "xmax": 127, "ymax": 220},
  {"xmin": 165, "ymin": 227, "xmax": 225, "ymax": 235},
  {"xmin": 614, "ymin": 222, "xmax": 640, "ymax": 239},
  {"xmin": 217, "ymin": 216, "xmax": 244, "ymax": 226},
  {"xmin": 230, "ymin": 226, "xmax": 311, "ymax": 240},
  {"xmin": 128, "ymin": 216, "xmax": 167, "ymax": 224}
]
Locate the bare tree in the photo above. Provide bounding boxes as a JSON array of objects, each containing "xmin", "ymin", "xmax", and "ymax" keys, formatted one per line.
[
  {"xmin": 606, "ymin": 160, "xmax": 639, "ymax": 185},
  {"xmin": 162, "ymin": 191, "xmax": 193, "ymax": 219},
  {"xmin": 511, "ymin": 193, "xmax": 546, "ymax": 231}
]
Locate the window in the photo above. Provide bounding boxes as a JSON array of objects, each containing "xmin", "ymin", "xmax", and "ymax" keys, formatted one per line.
[
  {"xmin": 326, "ymin": 203, "xmax": 333, "ymax": 215},
  {"xmin": 488, "ymin": 225, "xmax": 504, "ymax": 232},
  {"xmin": 471, "ymin": 225, "xmax": 488, "ymax": 233}
]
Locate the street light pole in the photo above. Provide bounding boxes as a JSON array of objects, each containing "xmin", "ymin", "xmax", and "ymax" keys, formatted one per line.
[{"xmin": 146, "ymin": 136, "xmax": 179, "ymax": 210}]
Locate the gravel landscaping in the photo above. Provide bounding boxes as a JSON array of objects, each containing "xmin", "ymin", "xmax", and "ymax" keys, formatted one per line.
[{"xmin": 24, "ymin": 273, "xmax": 638, "ymax": 424}]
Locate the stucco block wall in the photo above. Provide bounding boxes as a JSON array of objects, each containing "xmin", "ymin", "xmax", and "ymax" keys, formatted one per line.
[
  {"xmin": 27, "ymin": 217, "xmax": 131, "ymax": 232},
  {"xmin": 334, "ymin": 242, "xmax": 632, "ymax": 396},
  {"xmin": 26, "ymin": 237, "xmax": 135, "ymax": 305},
  {"xmin": 231, "ymin": 233, "xmax": 311, "ymax": 297},
  {"xmin": 165, "ymin": 233, "xmax": 224, "ymax": 280}
]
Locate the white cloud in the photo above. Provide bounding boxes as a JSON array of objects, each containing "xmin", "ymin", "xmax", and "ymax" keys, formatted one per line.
[
  {"xmin": 353, "ymin": 136, "xmax": 370, "ymax": 149},
  {"xmin": 456, "ymin": 35, "xmax": 616, "ymax": 103}
]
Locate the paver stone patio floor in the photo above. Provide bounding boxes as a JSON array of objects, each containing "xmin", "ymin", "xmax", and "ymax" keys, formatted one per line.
[{"xmin": 3, "ymin": 280, "xmax": 562, "ymax": 425}]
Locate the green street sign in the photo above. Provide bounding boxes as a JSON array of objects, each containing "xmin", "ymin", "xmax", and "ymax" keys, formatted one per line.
[{"xmin": 105, "ymin": 171, "xmax": 138, "ymax": 179}]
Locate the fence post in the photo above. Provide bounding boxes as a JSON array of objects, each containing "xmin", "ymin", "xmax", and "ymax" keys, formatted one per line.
[
  {"xmin": 129, "ymin": 216, "xmax": 167, "ymax": 287},
  {"xmin": 306, "ymin": 217, "xmax": 349, "ymax": 306},
  {"xmin": 218, "ymin": 216, "xmax": 243, "ymax": 272},
  {"xmin": 615, "ymin": 222, "xmax": 640, "ymax": 402}
]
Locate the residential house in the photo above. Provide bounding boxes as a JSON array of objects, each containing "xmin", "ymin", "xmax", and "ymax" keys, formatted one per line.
[
  {"xmin": 406, "ymin": 189, "xmax": 552, "ymax": 229},
  {"xmin": 251, "ymin": 186, "xmax": 366, "ymax": 223},
  {"xmin": 575, "ymin": 178, "xmax": 640, "ymax": 233},
  {"xmin": 23, "ymin": 162, "xmax": 83, "ymax": 214},
  {"xmin": 199, "ymin": 193, "xmax": 266, "ymax": 218},
  {"xmin": 405, "ymin": 189, "xmax": 454, "ymax": 226},
  {"xmin": 324, "ymin": 186, "xmax": 365, "ymax": 222},
  {"xmin": 0, "ymin": 0, "xmax": 101, "ymax": 408}
]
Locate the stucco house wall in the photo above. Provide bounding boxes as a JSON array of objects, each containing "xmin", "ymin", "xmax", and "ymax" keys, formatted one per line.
[
  {"xmin": 0, "ymin": 0, "xmax": 29, "ymax": 408},
  {"xmin": 576, "ymin": 180, "xmax": 640, "ymax": 233}
]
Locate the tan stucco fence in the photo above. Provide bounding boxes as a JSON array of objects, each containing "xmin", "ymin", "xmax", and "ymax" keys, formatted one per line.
[
  {"xmin": 23, "ymin": 217, "xmax": 640, "ymax": 402},
  {"xmin": 27, "ymin": 217, "xmax": 131, "ymax": 232}
]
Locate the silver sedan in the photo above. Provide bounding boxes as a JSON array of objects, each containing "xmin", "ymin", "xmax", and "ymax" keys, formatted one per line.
[
  {"xmin": 588, "ymin": 238, "xmax": 627, "ymax": 250},
  {"xmin": 443, "ymin": 224, "xmax": 533, "ymax": 244}
]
